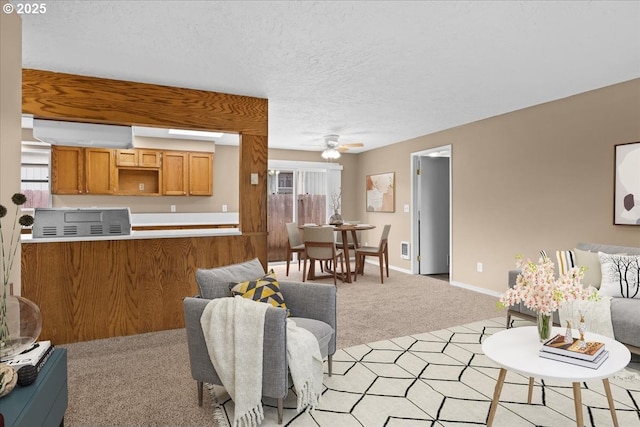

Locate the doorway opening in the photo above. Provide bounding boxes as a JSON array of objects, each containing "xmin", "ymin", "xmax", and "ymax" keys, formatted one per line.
[{"xmin": 410, "ymin": 145, "xmax": 452, "ymax": 279}]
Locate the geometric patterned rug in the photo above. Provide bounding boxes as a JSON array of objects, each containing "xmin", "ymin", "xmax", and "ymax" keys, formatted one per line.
[{"xmin": 208, "ymin": 317, "xmax": 640, "ymax": 426}]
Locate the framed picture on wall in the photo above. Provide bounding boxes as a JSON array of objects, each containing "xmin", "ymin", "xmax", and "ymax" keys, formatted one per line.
[
  {"xmin": 366, "ymin": 172, "xmax": 395, "ymax": 212},
  {"xmin": 614, "ymin": 142, "xmax": 640, "ymax": 225}
]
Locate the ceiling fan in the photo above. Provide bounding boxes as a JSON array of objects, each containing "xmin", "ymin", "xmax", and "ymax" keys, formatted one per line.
[{"xmin": 319, "ymin": 134, "xmax": 364, "ymax": 159}]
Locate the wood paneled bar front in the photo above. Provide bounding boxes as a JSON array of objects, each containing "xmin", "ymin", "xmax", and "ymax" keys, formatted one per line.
[{"xmin": 21, "ymin": 69, "xmax": 268, "ymax": 344}]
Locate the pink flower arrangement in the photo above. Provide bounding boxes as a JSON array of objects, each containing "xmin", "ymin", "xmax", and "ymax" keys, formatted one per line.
[{"xmin": 499, "ymin": 255, "xmax": 598, "ymax": 315}]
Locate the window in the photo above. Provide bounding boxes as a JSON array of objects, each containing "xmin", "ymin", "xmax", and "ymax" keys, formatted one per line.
[
  {"xmin": 21, "ymin": 141, "xmax": 51, "ymax": 208},
  {"xmin": 267, "ymin": 160, "xmax": 342, "ymax": 262}
]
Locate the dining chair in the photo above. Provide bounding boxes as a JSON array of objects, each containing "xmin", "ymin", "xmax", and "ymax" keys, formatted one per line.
[
  {"xmin": 285, "ymin": 222, "xmax": 305, "ymax": 276},
  {"xmin": 354, "ymin": 224, "xmax": 391, "ymax": 283},
  {"xmin": 303, "ymin": 226, "xmax": 345, "ymax": 286}
]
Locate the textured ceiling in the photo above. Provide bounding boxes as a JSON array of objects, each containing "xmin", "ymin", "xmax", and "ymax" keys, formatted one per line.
[{"xmin": 15, "ymin": 1, "xmax": 640, "ymax": 153}]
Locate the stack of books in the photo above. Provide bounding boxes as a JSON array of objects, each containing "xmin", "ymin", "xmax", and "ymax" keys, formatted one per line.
[
  {"xmin": 539, "ymin": 334, "xmax": 608, "ymax": 369},
  {"xmin": 0, "ymin": 340, "xmax": 54, "ymax": 372}
]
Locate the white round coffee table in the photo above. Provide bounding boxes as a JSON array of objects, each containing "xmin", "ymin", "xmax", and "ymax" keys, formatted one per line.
[{"xmin": 482, "ymin": 326, "xmax": 630, "ymax": 427}]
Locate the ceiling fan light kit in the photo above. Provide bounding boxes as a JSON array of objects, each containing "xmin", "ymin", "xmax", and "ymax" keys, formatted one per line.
[
  {"xmin": 322, "ymin": 148, "xmax": 341, "ymax": 159},
  {"xmin": 318, "ymin": 134, "xmax": 364, "ymax": 159}
]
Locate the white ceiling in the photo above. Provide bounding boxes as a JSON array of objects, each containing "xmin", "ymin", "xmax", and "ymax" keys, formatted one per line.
[{"xmin": 15, "ymin": 1, "xmax": 640, "ymax": 154}]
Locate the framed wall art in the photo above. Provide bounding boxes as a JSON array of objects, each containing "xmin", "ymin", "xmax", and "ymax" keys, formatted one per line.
[
  {"xmin": 614, "ymin": 142, "xmax": 640, "ymax": 225},
  {"xmin": 366, "ymin": 172, "xmax": 395, "ymax": 212}
]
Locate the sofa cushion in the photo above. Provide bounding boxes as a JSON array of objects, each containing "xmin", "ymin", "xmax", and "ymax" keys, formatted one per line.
[
  {"xmin": 196, "ymin": 258, "xmax": 266, "ymax": 299},
  {"xmin": 289, "ymin": 317, "xmax": 334, "ymax": 358},
  {"xmin": 574, "ymin": 248, "xmax": 603, "ymax": 289},
  {"xmin": 229, "ymin": 270, "xmax": 290, "ymax": 315},
  {"xmin": 610, "ymin": 298, "xmax": 640, "ymax": 348},
  {"xmin": 598, "ymin": 253, "xmax": 640, "ymax": 299}
]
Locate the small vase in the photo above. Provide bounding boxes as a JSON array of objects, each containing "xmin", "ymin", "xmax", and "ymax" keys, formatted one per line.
[
  {"xmin": 329, "ymin": 210, "xmax": 343, "ymax": 225},
  {"xmin": 536, "ymin": 312, "xmax": 552, "ymax": 342}
]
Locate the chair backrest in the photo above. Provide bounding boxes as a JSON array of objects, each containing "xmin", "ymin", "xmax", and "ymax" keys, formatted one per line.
[
  {"xmin": 304, "ymin": 226, "xmax": 337, "ymax": 260},
  {"xmin": 285, "ymin": 222, "xmax": 302, "ymax": 247},
  {"xmin": 378, "ymin": 224, "xmax": 392, "ymax": 249}
]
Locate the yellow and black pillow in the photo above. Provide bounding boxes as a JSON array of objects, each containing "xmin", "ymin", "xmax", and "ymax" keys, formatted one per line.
[{"xmin": 229, "ymin": 269, "xmax": 290, "ymax": 315}]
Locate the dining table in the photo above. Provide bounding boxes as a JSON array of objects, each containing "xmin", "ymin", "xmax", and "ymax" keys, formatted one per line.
[{"xmin": 299, "ymin": 223, "xmax": 376, "ymax": 283}]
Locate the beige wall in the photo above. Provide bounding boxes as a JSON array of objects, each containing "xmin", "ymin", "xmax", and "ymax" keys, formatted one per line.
[
  {"xmin": 1, "ymin": 4, "xmax": 22, "ymax": 292},
  {"xmin": 357, "ymin": 79, "xmax": 640, "ymax": 293}
]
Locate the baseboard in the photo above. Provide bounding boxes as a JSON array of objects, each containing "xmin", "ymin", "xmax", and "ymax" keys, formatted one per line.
[
  {"xmin": 362, "ymin": 259, "xmax": 412, "ymax": 274},
  {"xmin": 450, "ymin": 280, "xmax": 502, "ymax": 298}
]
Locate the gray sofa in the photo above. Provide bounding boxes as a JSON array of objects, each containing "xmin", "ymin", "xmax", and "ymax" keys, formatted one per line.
[
  {"xmin": 183, "ymin": 258, "xmax": 336, "ymax": 424},
  {"xmin": 507, "ymin": 242, "xmax": 640, "ymax": 354}
]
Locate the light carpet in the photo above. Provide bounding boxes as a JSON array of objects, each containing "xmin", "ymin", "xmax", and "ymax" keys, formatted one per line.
[{"xmin": 208, "ymin": 317, "xmax": 640, "ymax": 427}]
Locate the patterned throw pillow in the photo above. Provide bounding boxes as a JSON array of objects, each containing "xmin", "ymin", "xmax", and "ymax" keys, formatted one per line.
[
  {"xmin": 598, "ymin": 252, "xmax": 640, "ymax": 299},
  {"xmin": 555, "ymin": 250, "xmax": 576, "ymax": 276},
  {"xmin": 229, "ymin": 269, "xmax": 290, "ymax": 315}
]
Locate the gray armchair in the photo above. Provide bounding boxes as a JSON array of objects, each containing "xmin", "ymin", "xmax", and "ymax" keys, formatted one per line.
[{"xmin": 183, "ymin": 258, "xmax": 336, "ymax": 424}]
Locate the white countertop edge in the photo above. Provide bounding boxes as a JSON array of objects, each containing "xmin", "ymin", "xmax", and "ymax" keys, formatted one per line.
[{"xmin": 22, "ymin": 228, "xmax": 241, "ymax": 243}]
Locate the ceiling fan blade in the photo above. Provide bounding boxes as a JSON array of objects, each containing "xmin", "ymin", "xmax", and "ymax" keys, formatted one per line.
[
  {"xmin": 337, "ymin": 146, "xmax": 350, "ymax": 153},
  {"xmin": 341, "ymin": 142, "xmax": 364, "ymax": 148}
]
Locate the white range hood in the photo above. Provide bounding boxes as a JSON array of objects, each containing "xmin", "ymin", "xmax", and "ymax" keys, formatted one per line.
[{"xmin": 33, "ymin": 119, "xmax": 133, "ymax": 149}]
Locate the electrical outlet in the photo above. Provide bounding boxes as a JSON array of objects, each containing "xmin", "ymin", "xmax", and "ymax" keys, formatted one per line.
[
  {"xmin": 477, "ymin": 262, "xmax": 483, "ymax": 273},
  {"xmin": 250, "ymin": 173, "xmax": 259, "ymax": 185},
  {"xmin": 138, "ymin": 183, "xmax": 144, "ymax": 191},
  {"xmin": 222, "ymin": 204, "xmax": 228, "ymax": 212},
  {"xmin": 170, "ymin": 205, "xmax": 176, "ymax": 213}
]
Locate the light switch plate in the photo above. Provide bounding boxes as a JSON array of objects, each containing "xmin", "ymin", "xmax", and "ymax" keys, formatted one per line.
[
  {"xmin": 250, "ymin": 173, "xmax": 259, "ymax": 185},
  {"xmin": 404, "ymin": 204, "xmax": 410, "ymax": 213}
]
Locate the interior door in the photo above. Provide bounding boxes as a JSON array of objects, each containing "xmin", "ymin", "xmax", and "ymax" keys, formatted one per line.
[{"xmin": 418, "ymin": 156, "xmax": 450, "ymax": 274}]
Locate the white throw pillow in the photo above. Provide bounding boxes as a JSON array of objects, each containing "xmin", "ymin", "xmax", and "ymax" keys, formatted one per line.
[{"xmin": 598, "ymin": 252, "xmax": 640, "ymax": 299}]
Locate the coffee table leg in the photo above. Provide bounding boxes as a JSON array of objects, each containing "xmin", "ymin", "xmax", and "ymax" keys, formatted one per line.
[
  {"xmin": 527, "ymin": 377, "xmax": 534, "ymax": 404},
  {"xmin": 487, "ymin": 368, "xmax": 507, "ymax": 427},
  {"xmin": 602, "ymin": 378, "xmax": 619, "ymax": 427},
  {"xmin": 572, "ymin": 382, "xmax": 583, "ymax": 427}
]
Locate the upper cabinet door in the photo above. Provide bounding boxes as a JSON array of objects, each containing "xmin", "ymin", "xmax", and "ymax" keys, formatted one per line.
[
  {"xmin": 138, "ymin": 149, "xmax": 161, "ymax": 168},
  {"xmin": 115, "ymin": 149, "xmax": 137, "ymax": 167},
  {"xmin": 188, "ymin": 152, "xmax": 213, "ymax": 196},
  {"xmin": 85, "ymin": 148, "xmax": 116, "ymax": 194},
  {"xmin": 51, "ymin": 145, "xmax": 85, "ymax": 194},
  {"xmin": 162, "ymin": 151, "xmax": 188, "ymax": 195}
]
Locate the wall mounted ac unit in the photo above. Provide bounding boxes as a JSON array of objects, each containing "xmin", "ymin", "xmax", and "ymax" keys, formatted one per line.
[
  {"xmin": 33, "ymin": 119, "xmax": 133, "ymax": 148},
  {"xmin": 400, "ymin": 241, "xmax": 410, "ymax": 260}
]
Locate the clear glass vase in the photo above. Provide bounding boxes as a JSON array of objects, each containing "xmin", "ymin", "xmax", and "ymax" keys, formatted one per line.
[
  {"xmin": 536, "ymin": 312, "xmax": 552, "ymax": 342},
  {"xmin": 0, "ymin": 295, "xmax": 42, "ymax": 360}
]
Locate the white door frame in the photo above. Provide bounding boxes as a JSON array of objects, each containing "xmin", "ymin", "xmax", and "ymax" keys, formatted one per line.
[{"xmin": 410, "ymin": 145, "xmax": 452, "ymax": 275}]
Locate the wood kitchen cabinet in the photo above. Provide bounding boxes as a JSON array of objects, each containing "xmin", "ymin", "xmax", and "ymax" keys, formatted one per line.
[
  {"xmin": 51, "ymin": 145, "xmax": 213, "ymax": 196},
  {"xmin": 85, "ymin": 148, "xmax": 116, "ymax": 194},
  {"xmin": 162, "ymin": 151, "xmax": 188, "ymax": 195},
  {"xmin": 116, "ymin": 149, "xmax": 161, "ymax": 168},
  {"xmin": 51, "ymin": 145, "xmax": 85, "ymax": 194},
  {"xmin": 189, "ymin": 152, "xmax": 213, "ymax": 196}
]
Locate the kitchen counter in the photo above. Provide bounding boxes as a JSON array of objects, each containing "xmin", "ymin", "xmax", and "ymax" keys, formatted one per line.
[
  {"xmin": 23, "ymin": 211, "xmax": 240, "ymax": 243},
  {"xmin": 22, "ymin": 227, "xmax": 241, "ymax": 243}
]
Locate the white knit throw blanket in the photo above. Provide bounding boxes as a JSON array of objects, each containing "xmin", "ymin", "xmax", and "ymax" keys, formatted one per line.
[
  {"xmin": 201, "ymin": 297, "xmax": 325, "ymax": 427},
  {"xmin": 286, "ymin": 319, "xmax": 324, "ymax": 413},
  {"xmin": 201, "ymin": 296, "xmax": 269, "ymax": 427}
]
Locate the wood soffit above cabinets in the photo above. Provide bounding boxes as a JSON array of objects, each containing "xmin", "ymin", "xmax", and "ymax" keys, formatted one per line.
[{"xmin": 22, "ymin": 69, "xmax": 268, "ymax": 136}]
